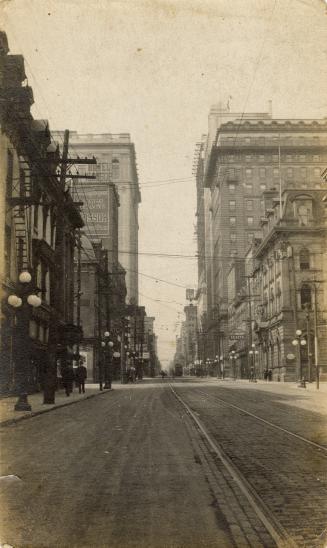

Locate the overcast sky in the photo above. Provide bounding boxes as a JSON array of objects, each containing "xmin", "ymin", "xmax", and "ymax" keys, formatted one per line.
[{"xmin": 2, "ymin": 0, "xmax": 327, "ymax": 367}]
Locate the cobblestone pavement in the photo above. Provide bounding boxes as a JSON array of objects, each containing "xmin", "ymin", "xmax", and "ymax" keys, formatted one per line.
[
  {"xmin": 173, "ymin": 380, "xmax": 327, "ymax": 547},
  {"xmin": 0, "ymin": 382, "xmax": 276, "ymax": 548}
]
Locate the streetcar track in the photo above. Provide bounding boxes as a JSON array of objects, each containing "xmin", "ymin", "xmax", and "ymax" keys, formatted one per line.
[
  {"xmin": 194, "ymin": 389, "xmax": 327, "ymax": 454},
  {"xmin": 170, "ymin": 383, "xmax": 298, "ymax": 548}
]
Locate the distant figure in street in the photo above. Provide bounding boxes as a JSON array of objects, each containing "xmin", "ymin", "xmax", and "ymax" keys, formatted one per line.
[
  {"xmin": 160, "ymin": 370, "xmax": 165, "ymax": 379},
  {"xmin": 249, "ymin": 367, "xmax": 254, "ymax": 382},
  {"xmin": 76, "ymin": 363, "xmax": 87, "ymax": 394},
  {"xmin": 62, "ymin": 366, "xmax": 75, "ymax": 396},
  {"xmin": 129, "ymin": 365, "xmax": 136, "ymax": 383},
  {"xmin": 268, "ymin": 369, "xmax": 272, "ymax": 381}
]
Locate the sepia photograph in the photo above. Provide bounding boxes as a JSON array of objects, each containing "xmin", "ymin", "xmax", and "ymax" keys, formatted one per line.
[{"xmin": 0, "ymin": 0, "xmax": 327, "ymax": 546}]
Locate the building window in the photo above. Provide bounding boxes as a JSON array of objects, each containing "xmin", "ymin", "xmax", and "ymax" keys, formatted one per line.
[
  {"xmin": 299, "ymin": 154, "xmax": 306, "ymax": 162},
  {"xmin": 286, "ymin": 154, "xmax": 292, "ymax": 162},
  {"xmin": 273, "ymin": 168, "xmax": 279, "ymax": 178},
  {"xmin": 299, "ymin": 248, "xmax": 310, "ymax": 270},
  {"xmin": 260, "ymin": 182, "xmax": 266, "ymax": 190},
  {"xmin": 313, "ymin": 155, "xmax": 320, "ymax": 162},
  {"xmin": 228, "ymin": 154, "xmax": 235, "ymax": 163},
  {"xmin": 272, "ymin": 154, "xmax": 279, "ymax": 162},
  {"xmin": 246, "ymin": 200, "xmax": 253, "ymax": 211},
  {"xmin": 245, "ymin": 168, "xmax": 252, "ymax": 179},
  {"xmin": 6, "ymin": 149, "xmax": 13, "ymax": 198},
  {"xmin": 259, "ymin": 168, "xmax": 266, "ymax": 179},
  {"xmin": 247, "ymin": 232, "xmax": 254, "ymax": 244},
  {"xmin": 230, "ymin": 217, "xmax": 236, "ymax": 226},
  {"xmin": 245, "ymin": 182, "xmax": 253, "ymax": 190},
  {"xmin": 230, "ymin": 233, "xmax": 237, "ymax": 242},
  {"xmin": 228, "ymin": 183, "xmax": 235, "ymax": 192},
  {"xmin": 4, "ymin": 225, "xmax": 11, "ymax": 278},
  {"xmin": 301, "ymin": 284, "xmax": 312, "ymax": 309},
  {"xmin": 247, "ymin": 216, "xmax": 254, "ymax": 226},
  {"xmin": 112, "ymin": 158, "xmax": 120, "ymax": 179},
  {"xmin": 314, "ymin": 168, "xmax": 320, "ymax": 178},
  {"xmin": 259, "ymin": 155, "xmax": 264, "ymax": 162},
  {"xmin": 245, "ymin": 155, "xmax": 251, "ymax": 162},
  {"xmin": 229, "ymin": 200, "xmax": 236, "ymax": 211}
]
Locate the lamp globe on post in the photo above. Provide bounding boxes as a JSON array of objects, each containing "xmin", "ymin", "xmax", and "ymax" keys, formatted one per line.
[{"xmin": 8, "ymin": 271, "xmax": 42, "ymax": 412}]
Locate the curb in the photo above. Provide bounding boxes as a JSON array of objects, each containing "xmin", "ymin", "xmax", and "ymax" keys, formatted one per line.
[{"xmin": 0, "ymin": 389, "xmax": 113, "ymax": 428}]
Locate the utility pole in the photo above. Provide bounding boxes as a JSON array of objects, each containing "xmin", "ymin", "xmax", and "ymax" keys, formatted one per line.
[
  {"xmin": 44, "ymin": 130, "xmax": 69, "ymax": 405},
  {"xmin": 75, "ymin": 227, "xmax": 82, "ymax": 362}
]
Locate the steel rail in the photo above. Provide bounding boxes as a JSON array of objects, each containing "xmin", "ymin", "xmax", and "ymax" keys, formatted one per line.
[{"xmin": 170, "ymin": 383, "xmax": 298, "ymax": 548}]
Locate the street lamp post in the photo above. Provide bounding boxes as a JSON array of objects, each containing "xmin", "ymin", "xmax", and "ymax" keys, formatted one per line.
[
  {"xmin": 230, "ymin": 350, "xmax": 236, "ymax": 380},
  {"xmin": 249, "ymin": 343, "xmax": 258, "ymax": 382},
  {"xmin": 292, "ymin": 329, "xmax": 307, "ymax": 387},
  {"xmin": 101, "ymin": 331, "xmax": 114, "ymax": 389},
  {"xmin": 7, "ymin": 271, "xmax": 42, "ymax": 411},
  {"xmin": 219, "ymin": 355, "xmax": 224, "ymax": 380}
]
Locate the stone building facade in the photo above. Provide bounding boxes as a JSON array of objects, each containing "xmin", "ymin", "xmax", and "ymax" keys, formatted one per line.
[
  {"xmin": 196, "ymin": 102, "xmax": 327, "ymax": 380},
  {"xmin": 0, "ymin": 33, "xmax": 83, "ymax": 399}
]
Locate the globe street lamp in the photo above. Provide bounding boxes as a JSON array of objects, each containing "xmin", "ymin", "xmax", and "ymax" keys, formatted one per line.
[
  {"xmin": 292, "ymin": 329, "xmax": 307, "ymax": 386},
  {"xmin": 101, "ymin": 331, "xmax": 114, "ymax": 389},
  {"xmin": 7, "ymin": 271, "xmax": 42, "ymax": 411}
]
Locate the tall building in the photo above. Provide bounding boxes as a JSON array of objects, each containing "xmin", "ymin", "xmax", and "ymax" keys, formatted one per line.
[
  {"xmin": 195, "ymin": 102, "xmax": 327, "ymax": 378},
  {"xmin": 53, "ymin": 131, "xmax": 141, "ymax": 305}
]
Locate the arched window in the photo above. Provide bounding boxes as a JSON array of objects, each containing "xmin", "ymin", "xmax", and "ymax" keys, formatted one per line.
[
  {"xmin": 112, "ymin": 158, "xmax": 120, "ymax": 180},
  {"xmin": 301, "ymin": 284, "xmax": 312, "ymax": 309},
  {"xmin": 299, "ymin": 248, "xmax": 310, "ymax": 270}
]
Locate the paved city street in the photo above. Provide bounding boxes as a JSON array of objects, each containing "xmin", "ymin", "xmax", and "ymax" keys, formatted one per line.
[{"xmin": 1, "ymin": 379, "xmax": 326, "ymax": 548}]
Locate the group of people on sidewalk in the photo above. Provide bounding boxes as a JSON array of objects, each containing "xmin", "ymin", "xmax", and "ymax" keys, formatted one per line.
[{"xmin": 61, "ymin": 363, "xmax": 87, "ymax": 396}]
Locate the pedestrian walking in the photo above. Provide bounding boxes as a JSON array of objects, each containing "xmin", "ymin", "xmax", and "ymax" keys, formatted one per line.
[
  {"xmin": 62, "ymin": 366, "xmax": 75, "ymax": 396},
  {"xmin": 129, "ymin": 365, "xmax": 136, "ymax": 383},
  {"xmin": 76, "ymin": 363, "xmax": 87, "ymax": 394}
]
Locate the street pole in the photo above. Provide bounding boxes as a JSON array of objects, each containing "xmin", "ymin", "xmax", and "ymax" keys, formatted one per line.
[
  {"xmin": 306, "ymin": 310, "xmax": 311, "ymax": 383},
  {"xmin": 313, "ymin": 284, "xmax": 319, "ymax": 389}
]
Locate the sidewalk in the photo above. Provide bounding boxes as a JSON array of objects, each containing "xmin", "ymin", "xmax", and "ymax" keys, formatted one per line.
[
  {"xmin": 0, "ymin": 383, "xmax": 107, "ymax": 426},
  {"xmin": 205, "ymin": 377, "xmax": 327, "ymax": 414}
]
